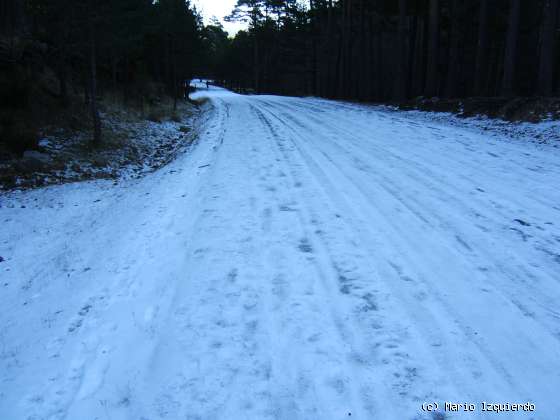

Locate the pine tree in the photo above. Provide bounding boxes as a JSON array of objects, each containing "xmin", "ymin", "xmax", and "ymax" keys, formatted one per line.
[
  {"xmin": 501, "ymin": 0, "xmax": 521, "ymax": 97},
  {"xmin": 537, "ymin": 0, "xmax": 560, "ymax": 96}
]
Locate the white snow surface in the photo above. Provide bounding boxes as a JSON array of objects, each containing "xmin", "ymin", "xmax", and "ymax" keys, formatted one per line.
[{"xmin": 1, "ymin": 87, "xmax": 560, "ymax": 419}]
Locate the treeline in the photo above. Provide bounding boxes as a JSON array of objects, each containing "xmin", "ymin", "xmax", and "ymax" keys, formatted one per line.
[
  {"xmin": 1, "ymin": 0, "xmax": 204, "ymax": 147},
  {"xmin": 214, "ymin": 0, "xmax": 560, "ymax": 101}
]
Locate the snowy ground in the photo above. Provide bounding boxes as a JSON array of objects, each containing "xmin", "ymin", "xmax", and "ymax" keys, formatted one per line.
[{"xmin": 1, "ymin": 87, "xmax": 560, "ymax": 419}]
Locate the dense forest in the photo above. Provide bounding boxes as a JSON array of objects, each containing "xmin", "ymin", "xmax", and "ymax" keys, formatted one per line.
[
  {"xmin": 215, "ymin": 0, "xmax": 560, "ymax": 101},
  {"xmin": 1, "ymin": 0, "xmax": 559, "ymax": 156},
  {"xmin": 0, "ymin": 0, "xmax": 217, "ymax": 152}
]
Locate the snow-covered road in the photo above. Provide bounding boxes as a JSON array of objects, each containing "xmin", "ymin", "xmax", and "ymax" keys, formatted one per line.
[{"xmin": 1, "ymin": 87, "xmax": 560, "ymax": 419}]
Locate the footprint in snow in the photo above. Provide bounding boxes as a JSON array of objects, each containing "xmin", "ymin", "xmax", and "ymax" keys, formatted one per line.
[
  {"xmin": 279, "ymin": 204, "xmax": 297, "ymax": 212},
  {"xmin": 298, "ymin": 238, "xmax": 313, "ymax": 253},
  {"xmin": 510, "ymin": 228, "xmax": 531, "ymax": 242},
  {"xmin": 228, "ymin": 268, "xmax": 238, "ymax": 283},
  {"xmin": 79, "ymin": 304, "xmax": 92, "ymax": 316}
]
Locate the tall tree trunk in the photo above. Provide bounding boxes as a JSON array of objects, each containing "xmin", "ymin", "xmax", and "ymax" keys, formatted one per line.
[
  {"xmin": 0, "ymin": 1, "xmax": 6, "ymax": 35},
  {"xmin": 444, "ymin": 0, "xmax": 461, "ymax": 98},
  {"xmin": 338, "ymin": 0, "xmax": 351, "ymax": 98},
  {"xmin": 83, "ymin": 69, "xmax": 90, "ymax": 105},
  {"xmin": 170, "ymin": 36, "xmax": 178, "ymax": 111},
  {"xmin": 88, "ymin": 0, "xmax": 102, "ymax": 146},
  {"xmin": 1, "ymin": 0, "xmax": 26, "ymax": 36},
  {"xmin": 122, "ymin": 57, "xmax": 130, "ymax": 105},
  {"xmin": 346, "ymin": 0, "xmax": 354, "ymax": 99},
  {"xmin": 501, "ymin": 0, "xmax": 521, "ymax": 97},
  {"xmin": 164, "ymin": 33, "xmax": 171, "ymax": 93},
  {"xmin": 56, "ymin": 11, "xmax": 71, "ymax": 107},
  {"xmin": 474, "ymin": 0, "xmax": 489, "ymax": 96},
  {"xmin": 537, "ymin": 0, "xmax": 559, "ymax": 96},
  {"xmin": 326, "ymin": 0, "xmax": 335, "ymax": 98},
  {"xmin": 425, "ymin": 0, "xmax": 439, "ymax": 97},
  {"xmin": 320, "ymin": 5, "xmax": 330, "ymax": 97},
  {"xmin": 58, "ymin": 59, "xmax": 68, "ymax": 106},
  {"xmin": 393, "ymin": 0, "xmax": 408, "ymax": 101},
  {"xmin": 356, "ymin": 0, "xmax": 366, "ymax": 101},
  {"xmin": 309, "ymin": 35, "xmax": 317, "ymax": 96},
  {"xmin": 173, "ymin": 52, "xmax": 178, "ymax": 111},
  {"xmin": 111, "ymin": 52, "xmax": 118, "ymax": 92},
  {"xmin": 308, "ymin": 0, "xmax": 317, "ymax": 96},
  {"xmin": 364, "ymin": 9, "xmax": 374, "ymax": 100},
  {"xmin": 411, "ymin": 15, "xmax": 426, "ymax": 97},
  {"xmin": 254, "ymin": 36, "xmax": 260, "ymax": 93},
  {"xmin": 374, "ymin": 29, "xmax": 384, "ymax": 100},
  {"xmin": 407, "ymin": 14, "xmax": 418, "ymax": 97}
]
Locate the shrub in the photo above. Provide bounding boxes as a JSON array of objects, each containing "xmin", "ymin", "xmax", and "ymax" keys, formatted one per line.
[
  {"xmin": 147, "ymin": 109, "xmax": 164, "ymax": 123},
  {"xmin": 0, "ymin": 113, "xmax": 38, "ymax": 156}
]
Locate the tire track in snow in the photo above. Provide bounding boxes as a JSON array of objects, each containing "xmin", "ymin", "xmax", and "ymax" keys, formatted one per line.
[
  {"xmin": 254, "ymin": 99, "xmax": 556, "ymax": 415},
  {"xmin": 251, "ymin": 104, "xmax": 455, "ymax": 418},
  {"xmin": 259, "ymin": 98, "xmax": 560, "ymax": 339},
  {"xmin": 249, "ymin": 104, "xmax": 386, "ymax": 418}
]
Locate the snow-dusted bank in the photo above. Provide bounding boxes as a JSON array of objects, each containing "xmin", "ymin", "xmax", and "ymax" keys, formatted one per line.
[{"xmin": 1, "ymin": 87, "xmax": 559, "ymax": 419}]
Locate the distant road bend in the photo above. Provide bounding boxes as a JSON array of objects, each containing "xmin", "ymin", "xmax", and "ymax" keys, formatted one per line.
[{"xmin": 1, "ymin": 86, "xmax": 560, "ymax": 419}]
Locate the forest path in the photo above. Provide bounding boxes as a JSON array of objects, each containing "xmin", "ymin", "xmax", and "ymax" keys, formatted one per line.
[{"xmin": 1, "ymin": 87, "xmax": 560, "ymax": 419}]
